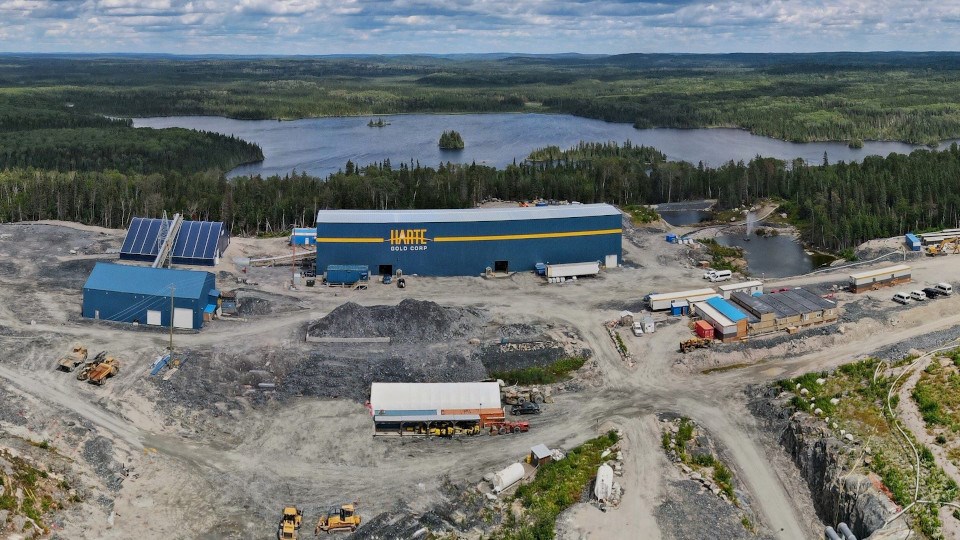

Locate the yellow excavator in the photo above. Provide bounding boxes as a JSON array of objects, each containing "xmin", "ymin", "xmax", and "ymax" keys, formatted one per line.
[
  {"xmin": 314, "ymin": 504, "xmax": 361, "ymax": 534},
  {"xmin": 278, "ymin": 506, "xmax": 303, "ymax": 540},
  {"xmin": 926, "ymin": 237, "xmax": 960, "ymax": 256}
]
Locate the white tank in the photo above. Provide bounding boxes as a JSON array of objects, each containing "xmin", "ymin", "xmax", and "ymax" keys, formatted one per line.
[
  {"xmin": 492, "ymin": 463, "xmax": 526, "ymax": 493},
  {"xmin": 594, "ymin": 464, "xmax": 614, "ymax": 501}
]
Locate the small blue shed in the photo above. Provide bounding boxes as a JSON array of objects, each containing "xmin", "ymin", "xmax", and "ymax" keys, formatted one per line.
[
  {"xmin": 291, "ymin": 227, "xmax": 317, "ymax": 246},
  {"xmin": 665, "ymin": 234, "xmax": 678, "ymax": 244},
  {"xmin": 82, "ymin": 263, "xmax": 217, "ymax": 330},
  {"xmin": 905, "ymin": 233, "xmax": 921, "ymax": 251}
]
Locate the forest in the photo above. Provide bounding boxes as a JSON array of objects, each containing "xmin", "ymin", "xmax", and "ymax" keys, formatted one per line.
[
  {"xmin": 5, "ymin": 53, "xmax": 960, "ymax": 144},
  {"xmin": 2, "ymin": 139, "xmax": 960, "ymax": 253}
]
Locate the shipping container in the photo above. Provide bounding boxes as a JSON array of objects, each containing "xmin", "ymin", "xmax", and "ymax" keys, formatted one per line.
[
  {"xmin": 694, "ymin": 320, "xmax": 714, "ymax": 339},
  {"xmin": 324, "ymin": 265, "xmax": 370, "ymax": 285},
  {"xmin": 545, "ymin": 261, "xmax": 600, "ymax": 278}
]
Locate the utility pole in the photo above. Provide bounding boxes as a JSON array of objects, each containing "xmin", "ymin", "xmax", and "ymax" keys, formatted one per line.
[{"xmin": 168, "ymin": 285, "xmax": 175, "ymax": 355}]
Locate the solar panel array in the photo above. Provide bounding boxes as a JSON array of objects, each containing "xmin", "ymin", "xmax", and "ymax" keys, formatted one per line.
[{"xmin": 119, "ymin": 217, "xmax": 226, "ymax": 266}]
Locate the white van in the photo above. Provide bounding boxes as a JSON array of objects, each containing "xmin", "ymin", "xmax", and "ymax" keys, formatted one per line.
[
  {"xmin": 936, "ymin": 283, "xmax": 954, "ymax": 296},
  {"xmin": 910, "ymin": 290, "xmax": 926, "ymax": 301},
  {"xmin": 892, "ymin": 292, "xmax": 911, "ymax": 305},
  {"xmin": 632, "ymin": 322, "xmax": 644, "ymax": 337},
  {"xmin": 708, "ymin": 270, "xmax": 732, "ymax": 282}
]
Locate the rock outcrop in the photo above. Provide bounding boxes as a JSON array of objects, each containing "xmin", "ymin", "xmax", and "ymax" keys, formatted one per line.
[{"xmin": 750, "ymin": 386, "xmax": 909, "ymax": 540}]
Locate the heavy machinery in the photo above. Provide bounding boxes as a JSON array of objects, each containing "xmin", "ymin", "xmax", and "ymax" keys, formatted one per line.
[
  {"xmin": 56, "ymin": 345, "xmax": 88, "ymax": 372},
  {"xmin": 278, "ymin": 506, "xmax": 303, "ymax": 540},
  {"xmin": 679, "ymin": 337, "xmax": 712, "ymax": 353},
  {"xmin": 314, "ymin": 504, "xmax": 360, "ymax": 534},
  {"xmin": 76, "ymin": 351, "xmax": 107, "ymax": 381},
  {"xmin": 486, "ymin": 420, "xmax": 530, "ymax": 435},
  {"xmin": 501, "ymin": 385, "xmax": 549, "ymax": 406},
  {"xmin": 87, "ymin": 357, "xmax": 120, "ymax": 385},
  {"xmin": 926, "ymin": 237, "xmax": 960, "ymax": 256}
]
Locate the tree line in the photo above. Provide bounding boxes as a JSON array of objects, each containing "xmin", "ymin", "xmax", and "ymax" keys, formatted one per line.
[{"xmin": 3, "ymin": 140, "xmax": 960, "ymax": 252}]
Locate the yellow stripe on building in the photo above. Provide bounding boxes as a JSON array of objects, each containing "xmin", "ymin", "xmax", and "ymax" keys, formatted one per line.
[
  {"xmin": 433, "ymin": 228, "xmax": 622, "ymax": 243},
  {"xmin": 315, "ymin": 237, "xmax": 384, "ymax": 243}
]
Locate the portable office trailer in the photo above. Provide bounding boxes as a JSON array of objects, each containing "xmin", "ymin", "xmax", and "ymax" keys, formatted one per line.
[
  {"xmin": 731, "ymin": 288, "xmax": 837, "ymax": 333},
  {"xmin": 291, "ymin": 227, "xmax": 317, "ymax": 246},
  {"xmin": 648, "ymin": 289, "xmax": 719, "ymax": 311},
  {"xmin": 718, "ymin": 280, "xmax": 764, "ymax": 299},
  {"xmin": 849, "ymin": 265, "xmax": 911, "ymax": 293}
]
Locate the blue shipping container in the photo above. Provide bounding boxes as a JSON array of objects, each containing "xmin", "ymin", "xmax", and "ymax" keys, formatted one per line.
[
  {"xmin": 325, "ymin": 265, "xmax": 370, "ymax": 285},
  {"xmin": 905, "ymin": 233, "xmax": 921, "ymax": 251}
]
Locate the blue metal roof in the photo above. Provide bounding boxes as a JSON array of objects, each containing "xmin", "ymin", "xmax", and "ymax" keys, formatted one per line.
[
  {"xmin": 83, "ymin": 262, "xmax": 212, "ymax": 299},
  {"xmin": 316, "ymin": 203, "xmax": 620, "ymax": 224},
  {"xmin": 705, "ymin": 296, "xmax": 747, "ymax": 322}
]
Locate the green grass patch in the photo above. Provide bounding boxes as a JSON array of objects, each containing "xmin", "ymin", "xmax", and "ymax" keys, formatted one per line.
[
  {"xmin": 493, "ymin": 430, "xmax": 620, "ymax": 540},
  {"xmin": 623, "ymin": 205, "xmax": 660, "ymax": 224},
  {"xmin": 491, "ymin": 357, "xmax": 587, "ymax": 386}
]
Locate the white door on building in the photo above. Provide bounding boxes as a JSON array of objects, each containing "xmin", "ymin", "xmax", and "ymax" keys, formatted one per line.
[
  {"xmin": 146, "ymin": 310, "xmax": 162, "ymax": 326},
  {"xmin": 173, "ymin": 308, "xmax": 193, "ymax": 329},
  {"xmin": 605, "ymin": 254, "xmax": 618, "ymax": 268}
]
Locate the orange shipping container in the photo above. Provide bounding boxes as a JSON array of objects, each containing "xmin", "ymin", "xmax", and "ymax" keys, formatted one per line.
[{"xmin": 694, "ymin": 320, "xmax": 715, "ymax": 339}]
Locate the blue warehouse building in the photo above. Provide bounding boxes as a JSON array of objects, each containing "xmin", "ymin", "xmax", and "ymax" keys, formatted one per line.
[
  {"xmin": 82, "ymin": 263, "xmax": 218, "ymax": 330},
  {"xmin": 315, "ymin": 204, "xmax": 623, "ymax": 277}
]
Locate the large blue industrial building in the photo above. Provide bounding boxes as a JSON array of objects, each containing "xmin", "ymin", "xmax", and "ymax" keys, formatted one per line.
[
  {"xmin": 314, "ymin": 204, "xmax": 623, "ymax": 276},
  {"xmin": 82, "ymin": 263, "xmax": 218, "ymax": 330}
]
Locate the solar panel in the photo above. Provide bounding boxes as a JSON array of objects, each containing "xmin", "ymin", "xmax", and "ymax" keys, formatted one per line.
[
  {"xmin": 121, "ymin": 217, "xmax": 226, "ymax": 266},
  {"xmin": 172, "ymin": 220, "xmax": 225, "ymax": 265}
]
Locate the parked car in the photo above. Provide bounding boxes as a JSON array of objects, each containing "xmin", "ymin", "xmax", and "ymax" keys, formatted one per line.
[
  {"xmin": 922, "ymin": 287, "xmax": 942, "ymax": 299},
  {"xmin": 936, "ymin": 282, "xmax": 954, "ymax": 296},
  {"xmin": 511, "ymin": 402, "xmax": 542, "ymax": 416},
  {"xmin": 910, "ymin": 290, "xmax": 927, "ymax": 301},
  {"xmin": 382, "ymin": 274, "xmax": 392, "ymax": 285},
  {"xmin": 892, "ymin": 292, "xmax": 911, "ymax": 305}
]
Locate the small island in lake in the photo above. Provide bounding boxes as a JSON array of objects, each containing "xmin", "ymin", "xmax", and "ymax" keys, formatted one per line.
[
  {"xmin": 367, "ymin": 118, "xmax": 390, "ymax": 127},
  {"xmin": 438, "ymin": 130, "xmax": 465, "ymax": 149}
]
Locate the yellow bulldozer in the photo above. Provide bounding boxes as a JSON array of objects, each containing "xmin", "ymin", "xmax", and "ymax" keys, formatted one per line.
[
  {"xmin": 314, "ymin": 504, "xmax": 360, "ymax": 534},
  {"xmin": 278, "ymin": 506, "xmax": 303, "ymax": 540}
]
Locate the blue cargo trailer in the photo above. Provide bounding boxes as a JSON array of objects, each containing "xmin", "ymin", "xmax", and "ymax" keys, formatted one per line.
[
  {"xmin": 325, "ymin": 265, "xmax": 369, "ymax": 285},
  {"xmin": 905, "ymin": 233, "xmax": 921, "ymax": 251}
]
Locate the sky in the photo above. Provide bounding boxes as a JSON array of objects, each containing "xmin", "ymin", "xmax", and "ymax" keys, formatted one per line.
[{"xmin": 1, "ymin": 0, "xmax": 959, "ymax": 55}]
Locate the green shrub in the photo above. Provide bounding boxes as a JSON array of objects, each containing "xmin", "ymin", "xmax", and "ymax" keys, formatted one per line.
[{"xmin": 491, "ymin": 357, "xmax": 587, "ymax": 385}]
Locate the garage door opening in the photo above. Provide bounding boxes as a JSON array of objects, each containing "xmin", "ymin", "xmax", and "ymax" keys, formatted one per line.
[
  {"xmin": 494, "ymin": 260, "xmax": 509, "ymax": 273},
  {"xmin": 173, "ymin": 308, "xmax": 193, "ymax": 329},
  {"xmin": 378, "ymin": 264, "xmax": 393, "ymax": 276}
]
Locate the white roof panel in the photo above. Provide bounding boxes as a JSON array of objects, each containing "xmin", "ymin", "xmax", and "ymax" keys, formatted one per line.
[
  {"xmin": 718, "ymin": 280, "xmax": 763, "ymax": 291},
  {"xmin": 370, "ymin": 382, "xmax": 501, "ymax": 412},
  {"xmin": 317, "ymin": 204, "xmax": 621, "ymax": 224},
  {"xmin": 849, "ymin": 264, "xmax": 911, "ymax": 280}
]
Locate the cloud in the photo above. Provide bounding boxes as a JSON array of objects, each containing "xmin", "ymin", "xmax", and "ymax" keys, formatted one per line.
[{"xmin": 0, "ymin": 0, "xmax": 959, "ymax": 53}]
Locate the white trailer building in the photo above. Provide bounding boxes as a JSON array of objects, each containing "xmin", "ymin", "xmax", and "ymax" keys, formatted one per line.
[
  {"xmin": 648, "ymin": 288, "xmax": 719, "ymax": 311},
  {"xmin": 718, "ymin": 280, "xmax": 764, "ymax": 299},
  {"xmin": 545, "ymin": 261, "xmax": 601, "ymax": 278}
]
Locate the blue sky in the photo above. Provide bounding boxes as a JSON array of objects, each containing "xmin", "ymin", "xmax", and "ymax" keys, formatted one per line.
[{"xmin": 1, "ymin": 1, "xmax": 958, "ymax": 54}]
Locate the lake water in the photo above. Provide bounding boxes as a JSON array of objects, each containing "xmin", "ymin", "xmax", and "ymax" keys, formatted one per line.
[
  {"xmin": 660, "ymin": 210, "xmax": 711, "ymax": 226},
  {"xmin": 131, "ymin": 113, "xmax": 941, "ymax": 179},
  {"xmin": 716, "ymin": 234, "xmax": 834, "ymax": 278}
]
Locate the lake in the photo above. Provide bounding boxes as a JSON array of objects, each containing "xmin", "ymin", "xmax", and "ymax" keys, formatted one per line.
[
  {"xmin": 716, "ymin": 234, "xmax": 835, "ymax": 278},
  {"xmin": 131, "ymin": 113, "xmax": 942, "ymax": 179}
]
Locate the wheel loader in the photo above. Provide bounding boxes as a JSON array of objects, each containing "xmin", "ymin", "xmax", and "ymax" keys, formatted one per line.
[
  {"xmin": 314, "ymin": 504, "xmax": 360, "ymax": 534},
  {"xmin": 56, "ymin": 345, "xmax": 88, "ymax": 372},
  {"xmin": 87, "ymin": 357, "xmax": 120, "ymax": 385},
  {"xmin": 278, "ymin": 506, "xmax": 303, "ymax": 540}
]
